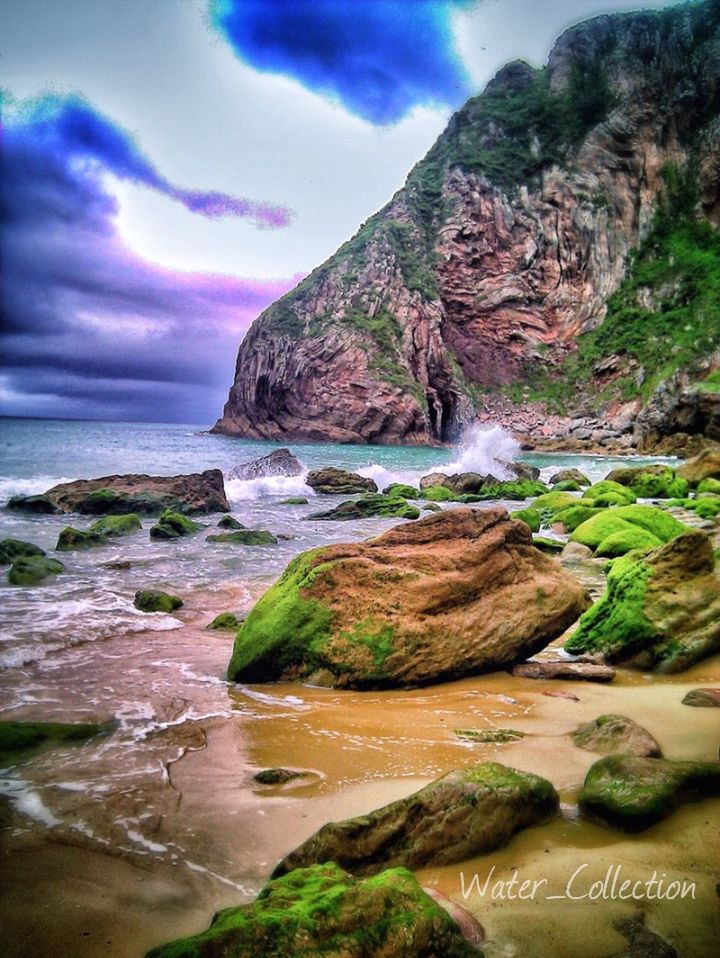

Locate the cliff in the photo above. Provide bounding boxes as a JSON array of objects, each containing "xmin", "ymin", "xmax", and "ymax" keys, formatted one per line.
[{"xmin": 214, "ymin": 0, "xmax": 720, "ymax": 448}]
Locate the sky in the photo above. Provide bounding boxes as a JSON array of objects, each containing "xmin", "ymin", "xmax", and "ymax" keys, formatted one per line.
[{"xmin": 0, "ymin": 0, "xmax": 678, "ymax": 424}]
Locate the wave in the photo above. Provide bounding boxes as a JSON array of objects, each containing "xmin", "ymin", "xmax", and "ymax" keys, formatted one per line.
[
  {"xmin": 0, "ymin": 475, "xmax": 75, "ymax": 506},
  {"xmin": 225, "ymin": 473, "xmax": 314, "ymax": 503}
]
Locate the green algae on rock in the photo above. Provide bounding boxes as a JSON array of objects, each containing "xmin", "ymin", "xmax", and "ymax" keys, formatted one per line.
[
  {"xmin": 7, "ymin": 556, "xmax": 64, "ymax": 586},
  {"xmin": 56, "ymin": 527, "xmax": 109, "ymax": 551},
  {"xmin": 208, "ymin": 612, "xmax": 242, "ymax": 631},
  {"xmin": 227, "ymin": 508, "xmax": 589, "ymax": 689},
  {"xmin": 279, "ymin": 497, "xmax": 309, "ymax": 505},
  {"xmin": 551, "ymin": 479, "xmax": 582, "ymax": 491},
  {"xmin": 272, "ymin": 763, "xmax": 558, "ymax": 878},
  {"xmin": 571, "ymin": 714, "xmax": 661, "ymax": 757},
  {"xmin": 0, "ymin": 539, "xmax": 45, "ymax": 564},
  {"xmin": 89, "ymin": 514, "xmax": 142, "ymax": 537},
  {"xmin": 144, "ymin": 863, "xmax": 480, "ymax": 958},
  {"xmin": 697, "ymin": 477, "xmax": 720, "ymax": 495},
  {"xmin": 604, "ymin": 464, "xmax": 689, "ymax": 499},
  {"xmin": 253, "ymin": 768, "xmax": 310, "ymax": 785},
  {"xmin": 454, "ymin": 728, "xmax": 525, "ymax": 743},
  {"xmin": 549, "ymin": 469, "xmax": 591, "ymax": 486},
  {"xmin": 579, "ymin": 755, "xmax": 720, "ymax": 832},
  {"xmin": 149, "ymin": 510, "xmax": 201, "ymax": 540},
  {"xmin": 306, "ymin": 468, "xmax": 377, "ymax": 495},
  {"xmin": 569, "ymin": 505, "xmax": 686, "ymax": 554},
  {"xmin": 582, "ymin": 480, "xmax": 636, "ymax": 505},
  {"xmin": 565, "ymin": 530, "xmax": 720, "ymax": 671},
  {"xmin": 306, "ymin": 494, "xmax": 420, "ymax": 521},
  {"xmin": 382, "ymin": 482, "xmax": 420, "ymax": 499},
  {"xmin": 133, "ymin": 590, "xmax": 183, "ymax": 614},
  {"xmin": 510, "ymin": 506, "xmax": 541, "ymax": 532},
  {"xmin": 0, "ymin": 720, "xmax": 113, "ymax": 761},
  {"xmin": 206, "ymin": 529, "xmax": 278, "ymax": 545},
  {"xmin": 532, "ymin": 536, "xmax": 564, "ymax": 554},
  {"xmin": 551, "ymin": 504, "xmax": 604, "ymax": 533},
  {"xmin": 217, "ymin": 515, "xmax": 246, "ymax": 530},
  {"xmin": 532, "ymin": 491, "xmax": 582, "ymax": 515}
]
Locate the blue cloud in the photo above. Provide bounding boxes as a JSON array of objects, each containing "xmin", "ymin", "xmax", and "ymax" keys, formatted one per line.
[{"xmin": 211, "ymin": 0, "xmax": 473, "ymax": 124}]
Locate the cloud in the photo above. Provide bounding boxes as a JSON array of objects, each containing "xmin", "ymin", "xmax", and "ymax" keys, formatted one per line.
[
  {"xmin": 210, "ymin": 0, "xmax": 473, "ymax": 125},
  {"xmin": 0, "ymin": 96, "xmax": 301, "ymax": 423}
]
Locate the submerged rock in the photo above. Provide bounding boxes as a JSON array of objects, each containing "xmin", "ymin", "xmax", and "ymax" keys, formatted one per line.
[
  {"xmin": 607, "ymin": 912, "xmax": 678, "ymax": 958},
  {"xmin": 572, "ymin": 714, "xmax": 661, "ymax": 757},
  {"xmin": 134, "ymin": 590, "xmax": 183, "ymax": 614},
  {"xmin": 228, "ymin": 447, "xmax": 303, "ymax": 480},
  {"xmin": 217, "ymin": 515, "xmax": 245, "ymax": 530},
  {"xmin": 272, "ymin": 763, "xmax": 558, "ymax": 878},
  {"xmin": 56, "ymin": 527, "xmax": 109, "ymax": 551},
  {"xmin": 565, "ymin": 530, "xmax": 720, "ymax": 672},
  {"xmin": 454, "ymin": 728, "xmax": 524, "ymax": 743},
  {"xmin": 0, "ymin": 720, "xmax": 113, "ymax": 761},
  {"xmin": 579, "ymin": 755, "xmax": 720, "ymax": 831},
  {"xmin": 206, "ymin": 530, "xmax": 277, "ymax": 545},
  {"xmin": 7, "ymin": 556, "xmax": 64, "ymax": 585},
  {"xmin": 512, "ymin": 660, "xmax": 615, "ymax": 682},
  {"xmin": 10, "ymin": 470, "xmax": 230, "ymax": 516},
  {"xmin": 682, "ymin": 688, "xmax": 720, "ymax": 707},
  {"xmin": 306, "ymin": 494, "xmax": 420, "ymax": 521},
  {"xmin": 149, "ymin": 510, "xmax": 201, "ymax": 540},
  {"xmin": 145, "ymin": 863, "xmax": 480, "ymax": 958},
  {"xmin": 253, "ymin": 768, "xmax": 310, "ymax": 785},
  {"xmin": 0, "ymin": 539, "xmax": 45, "ymax": 564},
  {"xmin": 89, "ymin": 513, "xmax": 142, "ymax": 537},
  {"xmin": 604, "ymin": 465, "xmax": 689, "ymax": 499},
  {"xmin": 227, "ymin": 508, "xmax": 589, "ymax": 689},
  {"xmin": 279, "ymin": 496, "xmax": 309, "ymax": 505},
  {"xmin": 306, "ymin": 468, "xmax": 377, "ymax": 495},
  {"xmin": 208, "ymin": 612, "xmax": 242, "ymax": 631}
]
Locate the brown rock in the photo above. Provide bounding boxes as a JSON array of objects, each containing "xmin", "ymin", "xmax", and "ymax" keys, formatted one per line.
[
  {"xmin": 305, "ymin": 467, "xmax": 377, "ymax": 495},
  {"xmin": 512, "ymin": 660, "xmax": 616, "ymax": 682},
  {"xmin": 682, "ymin": 688, "xmax": 720, "ymax": 708},
  {"xmin": 677, "ymin": 449, "xmax": 720, "ymax": 486},
  {"xmin": 572, "ymin": 714, "xmax": 662, "ymax": 757},
  {"xmin": 542, "ymin": 689, "xmax": 580, "ymax": 701},
  {"xmin": 607, "ymin": 911, "xmax": 678, "ymax": 958}
]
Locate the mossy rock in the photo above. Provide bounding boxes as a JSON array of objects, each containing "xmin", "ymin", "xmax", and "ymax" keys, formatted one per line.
[
  {"xmin": 8, "ymin": 556, "xmax": 64, "ymax": 585},
  {"xmin": 149, "ymin": 510, "xmax": 201, "ymax": 540},
  {"xmin": 307, "ymin": 494, "xmax": 420, "ymax": 521},
  {"xmin": 89, "ymin": 513, "xmax": 142, "ymax": 537},
  {"xmin": 206, "ymin": 530, "xmax": 278, "ymax": 545},
  {"xmin": 6, "ymin": 494, "xmax": 59, "ymax": 514},
  {"xmin": 421, "ymin": 484, "xmax": 457, "ymax": 502},
  {"xmin": 208, "ymin": 612, "xmax": 242, "ymax": 630},
  {"xmin": 592, "ymin": 491, "xmax": 635, "ymax": 508},
  {"xmin": 605, "ymin": 465, "xmax": 689, "ymax": 499},
  {"xmin": 551, "ymin": 504, "xmax": 604, "ymax": 533},
  {"xmin": 144, "ymin": 863, "xmax": 479, "ymax": 958},
  {"xmin": 579, "ymin": 755, "xmax": 720, "ymax": 831},
  {"xmin": 532, "ymin": 491, "xmax": 580, "ymax": 515},
  {"xmin": 279, "ymin": 497, "xmax": 309, "ymax": 505},
  {"xmin": 454, "ymin": 728, "xmax": 524, "ymax": 743},
  {"xmin": 382, "ymin": 483, "xmax": 420, "ymax": 499},
  {"xmin": 565, "ymin": 530, "xmax": 720, "ymax": 672},
  {"xmin": 532, "ymin": 536, "xmax": 564, "ymax": 554},
  {"xmin": 0, "ymin": 539, "xmax": 45, "ymax": 565},
  {"xmin": 56, "ymin": 527, "xmax": 109, "ymax": 551},
  {"xmin": 510, "ymin": 507, "xmax": 540, "ymax": 532},
  {"xmin": 253, "ymin": 767, "xmax": 309, "ymax": 784},
  {"xmin": 571, "ymin": 714, "xmax": 661, "ymax": 757},
  {"xmin": 0, "ymin": 720, "xmax": 113, "ymax": 762},
  {"xmin": 697, "ymin": 477, "xmax": 720, "ymax": 495},
  {"xmin": 666, "ymin": 496, "xmax": 720, "ymax": 520},
  {"xmin": 549, "ymin": 468, "xmax": 591, "ymax": 486},
  {"xmin": 134, "ymin": 589, "xmax": 183, "ymax": 613},
  {"xmin": 217, "ymin": 515, "xmax": 246, "ymax": 530},
  {"xmin": 570, "ymin": 505, "xmax": 686, "ymax": 553},
  {"xmin": 677, "ymin": 449, "xmax": 720, "ymax": 486},
  {"xmin": 462, "ymin": 479, "xmax": 547, "ymax": 503},
  {"xmin": 552, "ymin": 479, "xmax": 581, "ymax": 492},
  {"xmin": 594, "ymin": 526, "xmax": 663, "ymax": 558},
  {"xmin": 422, "ymin": 502, "xmax": 443, "ymax": 512},
  {"xmin": 582, "ymin": 480, "xmax": 636, "ymax": 505}
]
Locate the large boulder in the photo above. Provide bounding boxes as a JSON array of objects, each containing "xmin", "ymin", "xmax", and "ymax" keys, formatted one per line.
[
  {"xmin": 677, "ymin": 448, "xmax": 720, "ymax": 486},
  {"xmin": 549, "ymin": 468, "xmax": 591, "ymax": 486},
  {"xmin": 227, "ymin": 447, "xmax": 303, "ymax": 480},
  {"xmin": 603, "ymin": 465, "xmax": 689, "ymax": 499},
  {"xmin": 8, "ymin": 470, "xmax": 229, "ymax": 515},
  {"xmin": 571, "ymin": 715, "xmax": 661, "ymax": 757},
  {"xmin": 579, "ymin": 755, "xmax": 720, "ymax": 831},
  {"xmin": 227, "ymin": 508, "xmax": 590, "ymax": 688},
  {"xmin": 7, "ymin": 556, "xmax": 64, "ymax": 585},
  {"xmin": 272, "ymin": 763, "xmax": 558, "ymax": 878},
  {"xmin": 565, "ymin": 530, "xmax": 720, "ymax": 672},
  {"xmin": 569, "ymin": 505, "xmax": 687, "ymax": 556},
  {"xmin": 134, "ymin": 590, "xmax": 183, "ymax": 613},
  {"xmin": 306, "ymin": 467, "xmax": 377, "ymax": 495},
  {"xmin": 0, "ymin": 539, "xmax": 45, "ymax": 564},
  {"xmin": 56, "ymin": 527, "xmax": 108, "ymax": 551},
  {"xmin": 145, "ymin": 863, "xmax": 480, "ymax": 958}
]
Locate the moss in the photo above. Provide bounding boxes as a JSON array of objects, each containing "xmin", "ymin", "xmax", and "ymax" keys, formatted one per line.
[
  {"xmin": 6, "ymin": 494, "xmax": 58, "ymax": 514},
  {"xmin": 420, "ymin": 484, "xmax": 456, "ymax": 502},
  {"xmin": 134, "ymin": 590, "xmax": 183, "ymax": 614},
  {"xmin": 630, "ymin": 470, "xmax": 689, "ymax": 499},
  {"xmin": 582, "ymin": 481, "xmax": 636, "ymax": 505},
  {"xmin": 454, "ymin": 728, "xmax": 524, "ymax": 743},
  {"xmin": 0, "ymin": 720, "xmax": 113, "ymax": 762},
  {"xmin": 551, "ymin": 504, "xmax": 604, "ymax": 533},
  {"xmin": 570, "ymin": 505, "xmax": 686, "ymax": 550},
  {"xmin": 207, "ymin": 530, "xmax": 278, "ymax": 545},
  {"xmin": 533, "ymin": 536, "xmax": 564, "ymax": 554},
  {"xmin": 56, "ymin": 527, "xmax": 108, "ymax": 551},
  {"xmin": 279, "ymin": 497, "xmax": 309, "ymax": 505},
  {"xmin": 338, "ymin": 619, "xmax": 396, "ymax": 673},
  {"xmin": 552, "ymin": 479, "xmax": 581, "ymax": 492},
  {"xmin": 89, "ymin": 514, "xmax": 142, "ymax": 537},
  {"xmin": 208, "ymin": 612, "xmax": 242, "ymax": 631},
  {"xmin": 382, "ymin": 483, "xmax": 420, "ymax": 500},
  {"xmin": 594, "ymin": 526, "xmax": 663, "ymax": 558},
  {"xmin": 510, "ymin": 507, "xmax": 541, "ymax": 532},
  {"xmin": 532, "ymin": 491, "xmax": 580, "ymax": 514},
  {"xmin": 697, "ymin": 477, "xmax": 720, "ymax": 495},
  {"xmin": 667, "ymin": 496, "xmax": 720, "ymax": 519},
  {"xmin": 0, "ymin": 539, "xmax": 45, "ymax": 564},
  {"xmin": 77, "ymin": 488, "xmax": 186, "ymax": 516},
  {"xmin": 462, "ymin": 479, "xmax": 547, "ymax": 501},
  {"xmin": 217, "ymin": 515, "xmax": 245, "ymax": 529},
  {"xmin": 593, "ymin": 491, "xmax": 635, "ymax": 508},
  {"xmin": 149, "ymin": 510, "xmax": 201, "ymax": 540},
  {"xmin": 8, "ymin": 556, "xmax": 64, "ymax": 585},
  {"xmin": 227, "ymin": 549, "xmax": 335, "ymax": 682},
  {"xmin": 307, "ymin": 495, "xmax": 420, "ymax": 521}
]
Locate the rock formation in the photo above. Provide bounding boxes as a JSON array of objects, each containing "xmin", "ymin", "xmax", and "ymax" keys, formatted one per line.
[{"xmin": 214, "ymin": 0, "xmax": 720, "ymax": 448}]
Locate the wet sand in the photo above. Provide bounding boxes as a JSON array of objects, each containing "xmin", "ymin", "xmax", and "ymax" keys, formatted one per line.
[{"xmin": 1, "ymin": 588, "xmax": 719, "ymax": 958}]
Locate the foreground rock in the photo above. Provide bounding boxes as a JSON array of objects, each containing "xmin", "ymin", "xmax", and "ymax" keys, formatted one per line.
[
  {"xmin": 145, "ymin": 863, "xmax": 480, "ymax": 958},
  {"xmin": 272, "ymin": 763, "xmax": 558, "ymax": 878},
  {"xmin": 306, "ymin": 467, "xmax": 377, "ymax": 495},
  {"xmin": 0, "ymin": 539, "xmax": 45, "ymax": 564},
  {"xmin": 682, "ymin": 688, "xmax": 720, "ymax": 707},
  {"xmin": 306, "ymin": 494, "xmax": 420, "ymax": 521},
  {"xmin": 8, "ymin": 470, "xmax": 230, "ymax": 515},
  {"xmin": 565, "ymin": 530, "xmax": 720, "ymax": 672},
  {"xmin": 572, "ymin": 715, "xmax": 661, "ymax": 757},
  {"xmin": 227, "ymin": 508, "xmax": 589, "ymax": 688},
  {"xmin": 133, "ymin": 590, "xmax": 183, "ymax": 613},
  {"xmin": 512, "ymin": 660, "xmax": 615, "ymax": 682},
  {"xmin": 579, "ymin": 755, "xmax": 720, "ymax": 831},
  {"xmin": 227, "ymin": 447, "xmax": 303, "ymax": 480},
  {"xmin": 7, "ymin": 556, "xmax": 64, "ymax": 585}
]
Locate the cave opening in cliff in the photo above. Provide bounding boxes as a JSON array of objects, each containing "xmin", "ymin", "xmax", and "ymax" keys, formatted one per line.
[{"xmin": 427, "ymin": 390, "xmax": 459, "ymax": 442}]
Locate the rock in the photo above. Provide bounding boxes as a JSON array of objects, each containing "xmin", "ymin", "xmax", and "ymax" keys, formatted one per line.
[
  {"xmin": 208, "ymin": 612, "xmax": 242, "ymax": 631},
  {"xmin": 549, "ymin": 469, "xmax": 591, "ymax": 486},
  {"xmin": 510, "ymin": 506, "xmax": 540, "ymax": 532},
  {"xmin": 561, "ymin": 541, "xmax": 594, "ymax": 560},
  {"xmin": 279, "ymin": 497, "xmax": 309, "ymax": 505},
  {"xmin": 604, "ymin": 465, "xmax": 689, "ymax": 499},
  {"xmin": 253, "ymin": 768, "xmax": 310, "ymax": 784},
  {"xmin": 305, "ymin": 468, "xmax": 377, "ymax": 495},
  {"xmin": 565, "ymin": 530, "xmax": 720, "ymax": 672},
  {"xmin": 382, "ymin": 482, "xmax": 420, "ymax": 499},
  {"xmin": 512, "ymin": 660, "xmax": 615, "ymax": 682},
  {"xmin": 582, "ymin": 480, "xmax": 636, "ymax": 506},
  {"xmin": 532, "ymin": 536, "xmax": 564, "ymax": 554},
  {"xmin": 272, "ymin": 763, "xmax": 558, "ymax": 878},
  {"xmin": 0, "ymin": 720, "xmax": 113, "ymax": 761},
  {"xmin": 6, "ymin": 494, "xmax": 59, "ymax": 514},
  {"xmin": 7, "ymin": 556, "xmax": 64, "ymax": 585},
  {"xmin": 103, "ymin": 560, "xmax": 132, "ymax": 570},
  {"xmin": 569, "ymin": 505, "xmax": 687, "ymax": 554},
  {"xmin": 552, "ymin": 479, "xmax": 581, "ymax": 491},
  {"xmin": 306, "ymin": 494, "xmax": 420, "ymax": 521},
  {"xmin": 206, "ymin": 530, "xmax": 278, "ymax": 545},
  {"xmin": 144, "ymin": 863, "xmax": 480, "ymax": 958},
  {"xmin": 496, "ymin": 459, "xmax": 540, "ymax": 481},
  {"xmin": 89, "ymin": 514, "xmax": 142, "ymax": 537},
  {"xmin": 227, "ymin": 507, "xmax": 590, "ymax": 688},
  {"xmin": 421, "ymin": 484, "xmax": 457, "ymax": 502},
  {"xmin": 13, "ymin": 470, "xmax": 229, "ymax": 516},
  {"xmin": 419, "ymin": 472, "xmax": 450, "ymax": 490},
  {"xmin": 543, "ymin": 689, "xmax": 580, "ymax": 701},
  {"xmin": 464, "ymin": 479, "xmax": 547, "ymax": 501},
  {"xmin": 0, "ymin": 539, "xmax": 45, "ymax": 564},
  {"xmin": 420, "ymin": 887, "xmax": 485, "ymax": 949},
  {"xmin": 677, "ymin": 449, "xmax": 720, "ymax": 486},
  {"xmin": 607, "ymin": 912, "xmax": 678, "ymax": 958},
  {"xmin": 682, "ymin": 688, "xmax": 720, "ymax": 707},
  {"xmin": 149, "ymin": 510, "xmax": 201, "ymax": 540},
  {"xmin": 454, "ymin": 728, "xmax": 524, "ymax": 743},
  {"xmin": 422, "ymin": 502, "xmax": 443, "ymax": 512},
  {"xmin": 133, "ymin": 590, "xmax": 183, "ymax": 613},
  {"xmin": 552, "ymin": 504, "xmax": 604, "ymax": 533},
  {"xmin": 217, "ymin": 515, "xmax": 245, "ymax": 530},
  {"xmin": 532, "ymin": 491, "xmax": 581, "ymax": 515},
  {"xmin": 697, "ymin": 477, "xmax": 720, "ymax": 494},
  {"xmin": 227, "ymin": 447, "xmax": 304, "ymax": 480},
  {"xmin": 56, "ymin": 527, "xmax": 108, "ymax": 551},
  {"xmin": 572, "ymin": 714, "xmax": 661, "ymax": 757},
  {"xmin": 579, "ymin": 755, "xmax": 720, "ymax": 832}
]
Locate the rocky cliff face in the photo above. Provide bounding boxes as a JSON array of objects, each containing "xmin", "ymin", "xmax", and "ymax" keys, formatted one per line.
[{"xmin": 214, "ymin": 0, "xmax": 720, "ymax": 447}]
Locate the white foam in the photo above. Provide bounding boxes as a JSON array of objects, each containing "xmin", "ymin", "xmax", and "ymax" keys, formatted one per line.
[
  {"xmin": 441, "ymin": 424, "xmax": 521, "ymax": 477},
  {"xmin": 225, "ymin": 473, "xmax": 314, "ymax": 503},
  {"xmin": 0, "ymin": 475, "xmax": 75, "ymax": 505}
]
